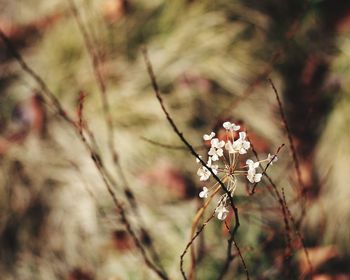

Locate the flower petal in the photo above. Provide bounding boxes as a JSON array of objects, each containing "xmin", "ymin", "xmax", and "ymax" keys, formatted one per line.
[
  {"xmin": 223, "ymin": 121, "xmax": 232, "ymax": 130},
  {"xmin": 254, "ymin": 173, "xmax": 262, "ymax": 182}
]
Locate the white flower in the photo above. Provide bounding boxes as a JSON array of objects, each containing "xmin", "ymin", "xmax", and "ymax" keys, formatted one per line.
[
  {"xmin": 199, "ymin": 187, "xmax": 209, "ymax": 198},
  {"xmin": 195, "ymin": 122, "xmax": 278, "ymax": 219},
  {"xmin": 208, "ymin": 138, "xmax": 225, "ymax": 161},
  {"xmin": 207, "ymin": 157, "xmax": 218, "ymax": 174},
  {"xmin": 232, "ymin": 132, "xmax": 250, "ymax": 154},
  {"xmin": 223, "ymin": 121, "xmax": 232, "ymax": 130},
  {"xmin": 211, "ymin": 138, "xmax": 225, "ymax": 149},
  {"xmin": 267, "ymin": 153, "xmax": 278, "ymax": 165},
  {"xmin": 196, "ymin": 158, "xmax": 218, "ymax": 181},
  {"xmin": 208, "ymin": 147, "xmax": 223, "ymax": 161},
  {"xmin": 247, "ymin": 168, "xmax": 262, "ymax": 183},
  {"xmin": 203, "ymin": 132, "xmax": 215, "ymax": 141},
  {"xmin": 215, "ymin": 204, "xmax": 229, "ymax": 220},
  {"xmin": 246, "ymin": 159, "xmax": 259, "ymax": 170},
  {"xmin": 197, "ymin": 166, "xmax": 211, "ymax": 181},
  {"xmin": 247, "ymin": 172, "xmax": 262, "ymax": 183},
  {"xmin": 224, "ymin": 140, "xmax": 235, "ymax": 154},
  {"xmin": 223, "ymin": 121, "xmax": 240, "ymax": 131}
]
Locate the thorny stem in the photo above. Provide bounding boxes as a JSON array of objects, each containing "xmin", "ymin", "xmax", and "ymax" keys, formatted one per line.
[
  {"xmin": 0, "ymin": 28, "xmax": 168, "ymax": 280},
  {"xmin": 68, "ymin": 1, "xmax": 165, "ymax": 272},
  {"xmin": 142, "ymin": 47, "xmax": 241, "ymax": 278}
]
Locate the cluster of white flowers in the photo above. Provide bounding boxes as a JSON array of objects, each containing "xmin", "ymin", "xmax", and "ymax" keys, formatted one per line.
[{"xmin": 196, "ymin": 121, "xmax": 278, "ymax": 221}]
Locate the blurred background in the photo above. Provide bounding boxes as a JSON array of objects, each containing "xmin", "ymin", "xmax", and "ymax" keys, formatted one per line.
[{"xmin": 1, "ymin": 0, "xmax": 350, "ymax": 279}]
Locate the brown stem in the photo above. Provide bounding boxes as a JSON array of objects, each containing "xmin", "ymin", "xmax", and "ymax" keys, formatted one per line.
[
  {"xmin": 268, "ymin": 78, "xmax": 306, "ymax": 221},
  {"xmin": 180, "ymin": 211, "xmax": 216, "ymax": 280},
  {"xmin": 142, "ymin": 47, "xmax": 242, "ymax": 279},
  {"xmin": 189, "ymin": 185, "xmax": 222, "ymax": 280},
  {"xmin": 217, "ymin": 222, "xmax": 250, "ymax": 280},
  {"xmin": 281, "ymin": 188, "xmax": 313, "ymax": 277},
  {"xmin": 141, "ymin": 136, "xmax": 206, "ymax": 151},
  {"xmin": 250, "ymin": 143, "xmax": 285, "ymax": 195},
  {"xmin": 67, "ymin": 1, "xmax": 165, "ymax": 271},
  {"xmin": 0, "ymin": 28, "xmax": 168, "ymax": 280},
  {"xmin": 248, "ymin": 139, "xmax": 293, "ymax": 273}
]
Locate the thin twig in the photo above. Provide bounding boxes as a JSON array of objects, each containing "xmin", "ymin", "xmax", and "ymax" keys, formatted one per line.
[
  {"xmin": 75, "ymin": 91, "xmax": 167, "ymax": 277},
  {"xmin": 250, "ymin": 143, "xmax": 285, "ymax": 195},
  {"xmin": 189, "ymin": 185, "xmax": 222, "ymax": 279},
  {"xmin": 0, "ymin": 28, "xmax": 74, "ymax": 126},
  {"xmin": 180, "ymin": 211, "xmax": 216, "ymax": 280},
  {"xmin": 76, "ymin": 90, "xmax": 87, "ymax": 134},
  {"xmin": 67, "ymin": 0, "xmax": 110, "ymax": 128},
  {"xmin": 72, "ymin": 108, "xmax": 169, "ymax": 280},
  {"xmin": 142, "ymin": 47, "xmax": 241, "ymax": 280},
  {"xmin": 142, "ymin": 47, "xmax": 239, "ymax": 232},
  {"xmin": 245, "ymin": 133, "xmax": 276, "ymax": 199},
  {"xmin": 218, "ymin": 222, "xmax": 250, "ymax": 280},
  {"xmin": 268, "ymin": 78, "xmax": 305, "ymax": 219},
  {"xmin": 68, "ymin": 2, "xmax": 165, "ymax": 271},
  {"xmin": 281, "ymin": 188, "xmax": 313, "ymax": 277},
  {"xmin": 248, "ymin": 139, "xmax": 293, "ymax": 272},
  {"xmin": 141, "ymin": 136, "xmax": 206, "ymax": 151},
  {"xmin": 0, "ymin": 29, "xmax": 168, "ymax": 280}
]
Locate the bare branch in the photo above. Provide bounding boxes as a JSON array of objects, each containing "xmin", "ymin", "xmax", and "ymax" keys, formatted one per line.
[
  {"xmin": 0, "ymin": 28, "xmax": 74, "ymax": 126},
  {"xmin": 218, "ymin": 222, "xmax": 250, "ymax": 280},
  {"xmin": 281, "ymin": 188, "xmax": 313, "ymax": 277},
  {"xmin": 180, "ymin": 211, "xmax": 216, "ymax": 280},
  {"xmin": 268, "ymin": 78, "xmax": 305, "ymax": 217},
  {"xmin": 141, "ymin": 47, "xmax": 240, "ymax": 233},
  {"xmin": 0, "ymin": 29, "xmax": 168, "ymax": 280},
  {"xmin": 248, "ymin": 139, "xmax": 293, "ymax": 272},
  {"xmin": 67, "ymin": 2, "xmax": 165, "ymax": 271},
  {"xmin": 141, "ymin": 136, "xmax": 206, "ymax": 151},
  {"xmin": 142, "ymin": 47, "xmax": 242, "ymax": 280},
  {"xmin": 250, "ymin": 143, "xmax": 285, "ymax": 195}
]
